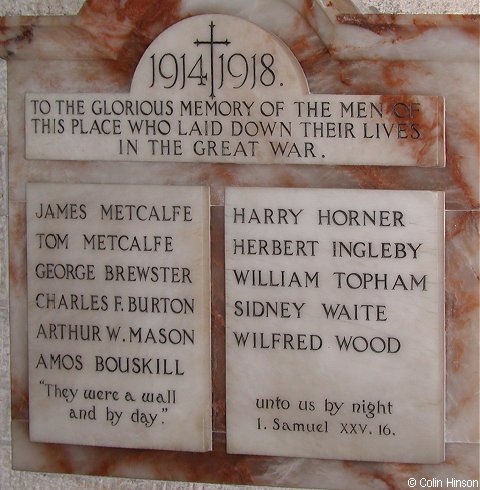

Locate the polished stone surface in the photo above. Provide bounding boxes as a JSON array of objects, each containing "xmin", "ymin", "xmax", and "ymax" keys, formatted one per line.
[
  {"xmin": 1, "ymin": 0, "xmax": 478, "ymax": 488},
  {"xmin": 26, "ymin": 183, "xmax": 211, "ymax": 451},
  {"xmin": 24, "ymin": 15, "xmax": 445, "ymax": 167},
  {"xmin": 225, "ymin": 187, "xmax": 445, "ymax": 463}
]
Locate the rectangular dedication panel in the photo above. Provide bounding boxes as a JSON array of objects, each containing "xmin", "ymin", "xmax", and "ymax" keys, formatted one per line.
[
  {"xmin": 225, "ymin": 187, "xmax": 444, "ymax": 463},
  {"xmin": 25, "ymin": 94, "xmax": 445, "ymax": 166},
  {"xmin": 27, "ymin": 183, "xmax": 211, "ymax": 451}
]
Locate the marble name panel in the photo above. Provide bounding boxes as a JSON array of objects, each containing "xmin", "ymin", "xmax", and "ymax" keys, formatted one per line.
[
  {"xmin": 24, "ymin": 14, "xmax": 445, "ymax": 167},
  {"xmin": 225, "ymin": 187, "xmax": 445, "ymax": 464},
  {"xmin": 26, "ymin": 183, "xmax": 211, "ymax": 451}
]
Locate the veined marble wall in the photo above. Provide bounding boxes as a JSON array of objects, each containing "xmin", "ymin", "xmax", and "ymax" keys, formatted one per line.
[{"xmin": 0, "ymin": 1, "xmax": 478, "ymax": 490}]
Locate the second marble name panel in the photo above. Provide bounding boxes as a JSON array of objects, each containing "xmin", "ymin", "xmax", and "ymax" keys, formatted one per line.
[{"xmin": 225, "ymin": 187, "xmax": 445, "ymax": 464}]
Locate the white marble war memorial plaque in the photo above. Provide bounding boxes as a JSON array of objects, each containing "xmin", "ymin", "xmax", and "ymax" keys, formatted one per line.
[
  {"xmin": 25, "ymin": 15, "xmax": 445, "ymax": 167},
  {"xmin": 225, "ymin": 187, "xmax": 445, "ymax": 463},
  {"xmin": 3, "ymin": 0, "xmax": 478, "ymax": 485},
  {"xmin": 27, "ymin": 183, "xmax": 211, "ymax": 451}
]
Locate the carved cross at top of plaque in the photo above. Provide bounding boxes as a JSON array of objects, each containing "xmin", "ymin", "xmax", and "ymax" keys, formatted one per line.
[{"xmin": 192, "ymin": 21, "xmax": 231, "ymax": 98}]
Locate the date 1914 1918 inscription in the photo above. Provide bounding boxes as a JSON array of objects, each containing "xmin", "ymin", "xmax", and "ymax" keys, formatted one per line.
[{"xmin": 149, "ymin": 21, "xmax": 277, "ymax": 97}]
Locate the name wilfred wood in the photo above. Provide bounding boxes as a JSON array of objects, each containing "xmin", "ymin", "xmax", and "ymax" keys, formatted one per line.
[{"xmin": 232, "ymin": 330, "xmax": 401, "ymax": 354}]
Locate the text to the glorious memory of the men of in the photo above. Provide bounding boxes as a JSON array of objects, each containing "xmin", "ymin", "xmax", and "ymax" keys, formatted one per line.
[
  {"xmin": 225, "ymin": 187, "xmax": 444, "ymax": 464},
  {"xmin": 27, "ymin": 183, "xmax": 211, "ymax": 451}
]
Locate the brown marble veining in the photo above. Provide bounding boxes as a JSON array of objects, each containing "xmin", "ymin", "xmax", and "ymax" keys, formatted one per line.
[
  {"xmin": 2, "ymin": 0, "xmax": 479, "ymax": 487},
  {"xmin": 445, "ymin": 211, "xmax": 479, "ymax": 443}
]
